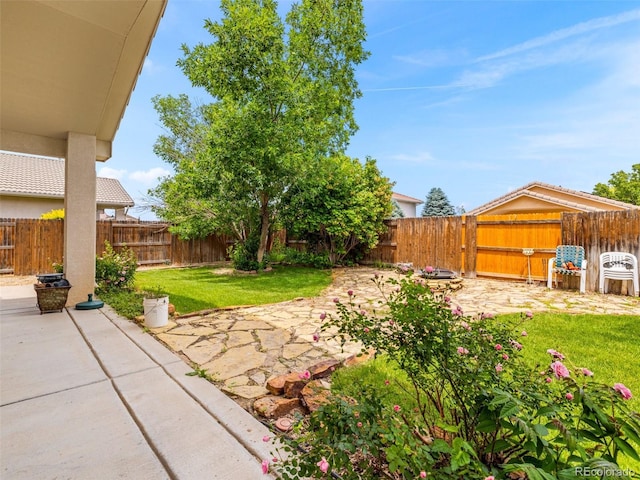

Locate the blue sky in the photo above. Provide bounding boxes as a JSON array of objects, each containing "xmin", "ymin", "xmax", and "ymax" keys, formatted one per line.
[{"xmin": 101, "ymin": 0, "xmax": 640, "ymax": 218}]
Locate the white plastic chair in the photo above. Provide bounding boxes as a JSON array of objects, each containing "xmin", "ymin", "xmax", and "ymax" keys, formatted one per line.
[
  {"xmin": 599, "ymin": 252, "xmax": 639, "ymax": 297},
  {"xmin": 547, "ymin": 245, "xmax": 587, "ymax": 294}
]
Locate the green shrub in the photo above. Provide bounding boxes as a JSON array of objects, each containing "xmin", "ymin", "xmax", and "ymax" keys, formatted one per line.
[
  {"xmin": 267, "ymin": 273, "xmax": 640, "ymax": 479},
  {"xmin": 95, "ymin": 240, "xmax": 137, "ymax": 292},
  {"xmin": 229, "ymin": 239, "xmax": 266, "ymax": 271}
]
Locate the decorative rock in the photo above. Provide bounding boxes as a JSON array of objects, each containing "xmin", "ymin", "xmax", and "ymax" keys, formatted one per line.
[
  {"xmin": 300, "ymin": 380, "xmax": 331, "ymax": 412},
  {"xmin": 275, "ymin": 417, "xmax": 294, "ymax": 432},
  {"xmin": 309, "ymin": 359, "xmax": 341, "ymax": 379},
  {"xmin": 284, "ymin": 375, "xmax": 308, "ymax": 399},
  {"xmin": 343, "ymin": 348, "xmax": 376, "ymax": 367},
  {"xmin": 253, "ymin": 396, "xmax": 302, "ymax": 419}
]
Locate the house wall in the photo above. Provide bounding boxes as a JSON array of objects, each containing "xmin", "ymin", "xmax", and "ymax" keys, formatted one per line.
[
  {"xmin": 396, "ymin": 200, "xmax": 419, "ymax": 218},
  {"xmin": 481, "ymin": 196, "xmax": 584, "ymax": 215},
  {"xmin": 0, "ymin": 195, "xmax": 63, "ymax": 218}
]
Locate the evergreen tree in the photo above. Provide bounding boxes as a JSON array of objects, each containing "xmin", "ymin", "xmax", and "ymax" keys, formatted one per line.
[
  {"xmin": 421, "ymin": 187, "xmax": 456, "ymax": 216},
  {"xmin": 390, "ymin": 199, "xmax": 405, "ymax": 218}
]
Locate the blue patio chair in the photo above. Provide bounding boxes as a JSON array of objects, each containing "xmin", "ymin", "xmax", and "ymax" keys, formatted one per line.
[{"xmin": 547, "ymin": 245, "xmax": 587, "ymax": 294}]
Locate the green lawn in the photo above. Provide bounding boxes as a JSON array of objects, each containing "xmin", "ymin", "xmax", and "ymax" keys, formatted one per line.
[
  {"xmin": 134, "ymin": 265, "xmax": 333, "ymax": 314},
  {"xmin": 501, "ymin": 312, "xmax": 640, "ymax": 412}
]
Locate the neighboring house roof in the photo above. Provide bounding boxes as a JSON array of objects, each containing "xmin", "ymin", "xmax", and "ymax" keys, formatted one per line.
[
  {"xmin": 0, "ymin": 152, "xmax": 134, "ymax": 207},
  {"xmin": 467, "ymin": 181, "xmax": 637, "ymax": 216},
  {"xmin": 392, "ymin": 192, "xmax": 424, "ymax": 204}
]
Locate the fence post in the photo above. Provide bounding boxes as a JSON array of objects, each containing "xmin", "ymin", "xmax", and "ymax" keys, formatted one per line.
[{"xmin": 464, "ymin": 215, "xmax": 477, "ymax": 278}]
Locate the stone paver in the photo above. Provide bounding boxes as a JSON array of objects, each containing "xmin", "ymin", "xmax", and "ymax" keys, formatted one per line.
[{"xmin": 136, "ymin": 267, "xmax": 639, "ymax": 406}]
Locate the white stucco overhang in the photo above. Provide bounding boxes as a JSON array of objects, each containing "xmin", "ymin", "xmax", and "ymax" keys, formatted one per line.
[
  {"xmin": 1, "ymin": 0, "xmax": 167, "ymax": 304},
  {"xmin": 0, "ymin": 0, "xmax": 167, "ymax": 161}
]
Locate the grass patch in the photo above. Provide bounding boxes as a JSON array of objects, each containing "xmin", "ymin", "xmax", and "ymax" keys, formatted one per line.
[
  {"xmin": 134, "ymin": 265, "xmax": 332, "ymax": 314},
  {"xmin": 501, "ymin": 312, "xmax": 640, "ymax": 412}
]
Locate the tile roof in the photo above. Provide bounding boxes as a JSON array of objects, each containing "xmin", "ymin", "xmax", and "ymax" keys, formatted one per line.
[
  {"xmin": 466, "ymin": 181, "xmax": 637, "ymax": 215},
  {"xmin": 0, "ymin": 151, "xmax": 134, "ymax": 207}
]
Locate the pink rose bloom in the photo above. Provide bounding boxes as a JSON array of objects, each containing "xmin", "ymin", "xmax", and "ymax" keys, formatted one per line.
[
  {"xmin": 317, "ymin": 457, "xmax": 329, "ymax": 473},
  {"xmin": 457, "ymin": 346, "xmax": 469, "ymax": 355},
  {"xmin": 347, "ymin": 289, "xmax": 354, "ymax": 296},
  {"xmin": 313, "ymin": 332, "xmax": 320, "ymax": 342},
  {"xmin": 481, "ymin": 312, "xmax": 494, "ymax": 319},
  {"xmin": 495, "ymin": 363, "xmax": 503, "ymax": 373},
  {"xmin": 521, "ymin": 330, "xmax": 528, "ymax": 336},
  {"xmin": 566, "ymin": 392, "xmax": 574, "ymax": 400},
  {"xmin": 551, "ymin": 361, "xmax": 570, "ymax": 379},
  {"xmin": 510, "ymin": 340, "xmax": 523, "ymax": 350},
  {"xmin": 262, "ymin": 435, "xmax": 270, "ymax": 442},
  {"xmin": 425, "ymin": 266, "xmax": 434, "ymax": 273},
  {"xmin": 485, "ymin": 476, "xmax": 495, "ymax": 480},
  {"xmin": 581, "ymin": 368, "xmax": 594, "ymax": 376},
  {"xmin": 357, "ymin": 421, "xmax": 363, "ymax": 428},
  {"xmin": 319, "ymin": 312, "xmax": 326, "ymax": 320},
  {"xmin": 261, "ymin": 459, "xmax": 269, "ymax": 474},
  {"xmin": 393, "ymin": 404, "xmax": 401, "ymax": 412},
  {"xmin": 299, "ymin": 370, "xmax": 311, "ymax": 380},
  {"xmin": 444, "ymin": 296, "xmax": 451, "ymax": 303},
  {"xmin": 389, "ymin": 320, "xmax": 394, "ymax": 326},
  {"xmin": 360, "ymin": 309, "xmax": 366, "ymax": 315},
  {"xmin": 525, "ymin": 311, "xmax": 533, "ymax": 318},
  {"xmin": 420, "ymin": 472, "xmax": 427, "ymax": 478},
  {"xmin": 495, "ymin": 344, "xmax": 503, "ymax": 351},
  {"xmin": 545, "ymin": 377, "xmax": 552, "ymax": 383},
  {"xmin": 333, "ymin": 297, "xmax": 339, "ymax": 303},
  {"xmin": 502, "ymin": 354, "xmax": 509, "ymax": 361},
  {"xmin": 547, "ymin": 349, "xmax": 565, "ymax": 360},
  {"xmin": 384, "ymin": 379, "xmax": 390, "ymax": 386},
  {"xmin": 614, "ymin": 383, "xmax": 633, "ymax": 400}
]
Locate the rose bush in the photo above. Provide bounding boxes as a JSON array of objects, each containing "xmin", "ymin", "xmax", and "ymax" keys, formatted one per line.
[
  {"xmin": 268, "ymin": 273, "xmax": 640, "ymax": 479},
  {"xmin": 95, "ymin": 240, "xmax": 137, "ymax": 292}
]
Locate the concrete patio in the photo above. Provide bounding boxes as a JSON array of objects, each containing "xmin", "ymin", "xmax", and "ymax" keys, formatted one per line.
[{"xmin": 0, "ymin": 285, "xmax": 274, "ymax": 479}]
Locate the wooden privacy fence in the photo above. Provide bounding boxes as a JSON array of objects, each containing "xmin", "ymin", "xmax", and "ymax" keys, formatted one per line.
[
  {"xmin": 0, "ymin": 219, "xmax": 232, "ymax": 275},
  {"xmin": 2, "ymin": 211, "xmax": 639, "ymax": 293},
  {"xmin": 362, "ymin": 210, "xmax": 640, "ymax": 292}
]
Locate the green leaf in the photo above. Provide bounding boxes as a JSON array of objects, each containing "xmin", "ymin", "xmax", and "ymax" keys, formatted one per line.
[
  {"xmin": 613, "ymin": 436, "xmax": 640, "ymax": 461},
  {"xmin": 500, "ymin": 401, "xmax": 520, "ymax": 417}
]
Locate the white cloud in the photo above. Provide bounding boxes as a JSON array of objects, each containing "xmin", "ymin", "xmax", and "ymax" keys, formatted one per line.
[
  {"xmin": 97, "ymin": 166, "xmax": 126, "ymax": 180},
  {"xmin": 476, "ymin": 9, "xmax": 640, "ymax": 63},
  {"xmin": 393, "ymin": 48, "xmax": 467, "ymax": 68},
  {"xmin": 142, "ymin": 58, "xmax": 164, "ymax": 75},
  {"xmin": 129, "ymin": 167, "xmax": 171, "ymax": 185}
]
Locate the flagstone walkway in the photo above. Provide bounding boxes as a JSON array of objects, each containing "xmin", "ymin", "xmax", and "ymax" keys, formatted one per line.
[{"xmin": 141, "ymin": 267, "xmax": 639, "ymax": 407}]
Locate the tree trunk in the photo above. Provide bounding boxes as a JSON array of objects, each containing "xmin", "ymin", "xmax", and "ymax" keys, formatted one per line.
[{"xmin": 257, "ymin": 195, "xmax": 270, "ymax": 263}]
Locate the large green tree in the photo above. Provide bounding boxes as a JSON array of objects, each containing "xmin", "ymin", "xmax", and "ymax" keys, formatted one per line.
[
  {"xmin": 284, "ymin": 155, "xmax": 392, "ymax": 264},
  {"xmin": 151, "ymin": 0, "xmax": 368, "ymax": 262},
  {"xmin": 592, "ymin": 164, "xmax": 640, "ymax": 206},
  {"xmin": 421, "ymin": 187, "xmax": 456, "ymax": 216}
]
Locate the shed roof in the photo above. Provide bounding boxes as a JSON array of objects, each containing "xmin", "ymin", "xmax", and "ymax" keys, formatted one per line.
[
  {"xmin": 466, "ymin": 181, "xmax": 637, "ymax": 216},
  {"xmin": 0, "ymin": 152, "xmax": 134, "ymax": 207}
]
